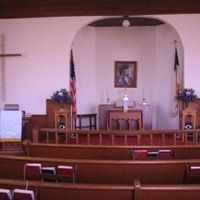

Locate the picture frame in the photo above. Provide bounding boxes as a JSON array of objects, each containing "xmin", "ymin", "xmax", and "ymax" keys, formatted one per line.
[{"xmin": 114, "ymin": 61, "xmax": 137, "ymax": 88}]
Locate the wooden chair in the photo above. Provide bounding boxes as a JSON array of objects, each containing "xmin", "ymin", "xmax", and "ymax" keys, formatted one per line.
[
  {"xmin": 0, "ymin": 188, "xmax": 12, "ymax": 200},
  {"xmin": 75, "ymin": 114, "xmax": 97, "ymax": 130}
]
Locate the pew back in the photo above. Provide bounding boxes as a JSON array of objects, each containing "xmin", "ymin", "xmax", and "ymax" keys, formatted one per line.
[
  {"xmin": 24, "ymin": 143, "xmax": 200, "ymax": 160},
  {"xmin": 135, "ymin": 182, "xmax": 200, "ymax": 200},
  {"xmin": 0, "ymin": 178, "xmax": 200, "ymax": 200},
  {"xmin": 0, "ymin": 179, "xmax": 134, "ymax": 200},
  {"xmin": 0, "ymin": 155, "xmax": 200, "ymax": 184}
]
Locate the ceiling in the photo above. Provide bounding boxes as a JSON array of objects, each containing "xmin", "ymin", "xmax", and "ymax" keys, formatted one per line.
[{"xmin": 0, "ymin": 0, "xmax": 200, "ymax": 19}]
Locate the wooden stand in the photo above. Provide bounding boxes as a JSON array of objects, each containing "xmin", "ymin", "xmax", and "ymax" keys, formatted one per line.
[
  {"xmin": 54, "ymin": 108, "xmax": 68, "ymax": 129},
  {"xmin": 180, "ymin": 99, "xmax": 200, "ymax": 129},
  {"xmin": 46, "ymin": 99, "xmax": 72, "ymax": 129},
  {"xmin": 181, "ymin": 107, "xmax": 197, "ymax": 129}
]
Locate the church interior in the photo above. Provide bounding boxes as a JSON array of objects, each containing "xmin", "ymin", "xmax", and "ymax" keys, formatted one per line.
[{"xmin": 0, "ymin": 1, "xmax": 200, "ymax": 200}]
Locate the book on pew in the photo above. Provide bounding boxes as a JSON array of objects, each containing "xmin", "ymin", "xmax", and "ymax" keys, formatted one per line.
[
  {"xmin": 158, "ymin": 149, "xmax": 172, "ymax": 159},
  {"xmin": 0, "ymin": 188, "xmax": 12, "ymax": 200},
  {"xmin": 189, "ymin": 166, "xmax": 200, "ymax": 175},
  {"xmin": 42, "ymin": 166, "xmax": 56, "ymax": 182},
  {"xmin": 13, "ymin": 189, "xmax": 34, "ymax": 200},
  {"xmin": 24, "ymin": 163, "xmax": 42, "ymax": 180},
  {"xmin": 132, "ymin": 149, "xmax": 148, "ymax": 159},
  {"xmin": 57, "ymin": 165, "xmax": 75, "ymax": 182},
  {"xmin": 147, "ymin": 151, "xmax": 159, "ymax": 158}
]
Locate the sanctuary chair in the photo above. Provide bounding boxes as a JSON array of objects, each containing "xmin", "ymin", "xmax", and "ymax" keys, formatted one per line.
[{"xmin": 74, "ymin": 114, "xmax": 97, "ymax": 130}]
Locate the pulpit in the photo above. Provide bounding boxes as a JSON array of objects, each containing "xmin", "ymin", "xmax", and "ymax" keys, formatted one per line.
[{"xmin": 46, "ymin": 99, "xmax": 72, "ymax": 129}]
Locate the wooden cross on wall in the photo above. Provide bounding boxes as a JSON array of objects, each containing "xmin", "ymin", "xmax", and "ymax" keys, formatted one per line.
[
  {"xmin": 0, "ymin": 53, "xmax": 21, "ymax": 57},
  {"xmin": 0, "ymin": 34, "xmax": 22, "ymax": 101}
]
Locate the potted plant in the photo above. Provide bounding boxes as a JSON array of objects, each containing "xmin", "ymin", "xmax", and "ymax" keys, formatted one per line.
[
  {"xmin": 51, "ymin": 88, "xmax": 73, "ymax": 104},
  {"xmin": 176, "ymin": 88, "xmax": 198, "ymax": 109}
]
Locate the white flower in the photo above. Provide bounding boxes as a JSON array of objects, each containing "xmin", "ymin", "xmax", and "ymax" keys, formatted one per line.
[{"xmin": 58, "ymin": 92, "xmax": 63, "ymax": 96}]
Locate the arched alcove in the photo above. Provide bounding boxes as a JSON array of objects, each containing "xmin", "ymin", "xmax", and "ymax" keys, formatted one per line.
[{"xmin": 71, "ymin": 16, "xmax": 184, "ymax": 130}]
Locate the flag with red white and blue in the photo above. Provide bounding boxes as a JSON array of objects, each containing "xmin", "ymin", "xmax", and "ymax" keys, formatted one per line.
[{"xmin": 70, "ymin": 50, "xmax": 77, "ymax": 117}]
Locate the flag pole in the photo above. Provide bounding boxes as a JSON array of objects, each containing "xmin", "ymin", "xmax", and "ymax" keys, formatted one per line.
[
  {"xmin": 69, "ymin": 49, "xmax": 77, "ymax": 129},
  {"xmin": 171, "ymin": 40, "xmax": 180, "ymax": 118}
]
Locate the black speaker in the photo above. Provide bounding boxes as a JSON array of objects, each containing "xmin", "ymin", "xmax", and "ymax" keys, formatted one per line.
[{"xmin": 58, "ymin": 122, "xmax": 65, "ymax": 129}]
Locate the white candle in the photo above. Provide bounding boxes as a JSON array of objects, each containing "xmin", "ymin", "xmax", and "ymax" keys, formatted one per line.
[{"xmin": 142, "ymin": 89, "xmax": 145, "ymax": 99}]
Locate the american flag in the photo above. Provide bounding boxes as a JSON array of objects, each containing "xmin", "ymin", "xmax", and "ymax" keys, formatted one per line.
[{"xmin": 70, "ymin": 50, "xmax": 77, "ymax": 117}]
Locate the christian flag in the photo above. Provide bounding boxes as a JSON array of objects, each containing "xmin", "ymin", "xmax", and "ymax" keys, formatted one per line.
[
  {"xmin": 174, "ymin": 47, "xmax": 180, "ymax": 92},
  {"xmin": 70, "ymin": 50, "xmax": 77, "ymax": 117},
  {"xmin": 174, "ymin": 47, "xmax": 179, "ymax": 71},
  {"xmin": 171, "ymin": 46, "xmax": 180, "ymax": 117}
]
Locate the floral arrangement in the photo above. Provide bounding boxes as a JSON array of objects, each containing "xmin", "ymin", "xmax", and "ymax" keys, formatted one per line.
[
  {"xmin": 176, "ymin": 88, "xmax": 198, "ymax": 102},
  {"xmin": 51, "ymin": 88, "xmax": 73, "ymax": 103}
]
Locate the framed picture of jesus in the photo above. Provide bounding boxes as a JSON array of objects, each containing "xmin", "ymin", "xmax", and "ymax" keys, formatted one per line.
[{"xmin": 114, "ymin": 61, "xmax": 137, "ymax": 88}]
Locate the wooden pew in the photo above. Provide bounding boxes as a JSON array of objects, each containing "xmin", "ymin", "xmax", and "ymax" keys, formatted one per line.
[
  {"xmin": 0, "ymin": 178, "xmax": 200, "ymax": 200},
  {"xmin": 0, "ymin": 155, "xmax": 200, "ymax": 184},
  {"xmin": 134, "ymin": 180, "xmax": 200, "ymax": 200},
  {"xmin": 0, "ymin": 178, "xmax": 134, "ymax": 200},
  {"xmin": 24, "ymin": 142, "xmax": 200, "ymax": 160}
]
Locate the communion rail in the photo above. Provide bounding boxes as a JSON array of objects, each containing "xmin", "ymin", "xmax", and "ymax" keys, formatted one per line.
[{"xmin": 31, "ymin": 128, "xmax": 200, "ymax": 146}]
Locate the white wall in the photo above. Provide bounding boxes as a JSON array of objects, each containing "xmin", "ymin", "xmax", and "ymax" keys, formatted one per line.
[
  {"xmin": 0, "ymin": 14, "xmax": 200, "ymax": 129},
  {"xmin": 0, "ymin": 16, "xmax": 97, "ymax": 114},
  {"xmin": 72, "ymin": 26, "xmax": 96, "ymax": 113},
  {"xmin": 73, "ymin": 24, "xmax": 182, "ymax": 129},
  {"xmin": 95, "ymin": 26, "xmax": 156, "ymax": 105}
]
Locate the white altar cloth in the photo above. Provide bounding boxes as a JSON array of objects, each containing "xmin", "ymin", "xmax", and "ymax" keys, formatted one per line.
[{"xmin": 0, "ymin": 110, "xmax": 22, "ymax": 142}]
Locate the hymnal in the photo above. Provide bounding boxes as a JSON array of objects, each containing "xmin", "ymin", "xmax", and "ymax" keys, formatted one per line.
[
  {"xmin": 189, "ymin": 165, "xmax": 200, "ymax": 175},
  {"xmin": 25, "ymin": 163, "xmax": 42, "ymax": 180},
  {"xmin": 158, "ymin": 149, "xmax": 172, "ymax": 159},
  {"xmin": 57, "ymin": 165, "xmax": 73, "ymax": 175},
  {"xmin": 57, "ymin": 165, "xmax": 75, "ymax": 182},
  {"xmin": 25, "ymin": 163, "xmax": 42, "ymax": 173},
  {"xmin": 13, "ymin": 189, "xmax": 34, "ymax": 200},
  {"xmin": 0, "ymin": 188, "xmax": 12, "ymax": 200},
  {"xmin": 147, "ymin": 151, "xmax": 159, "ymax": 158},
  {"xmin": 133, "ymin": 149, "xmax": 148, "ymax": 159},
  {"xmin": 42, "ymin": 166, "xmax": 56, "ymax": 182}
]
